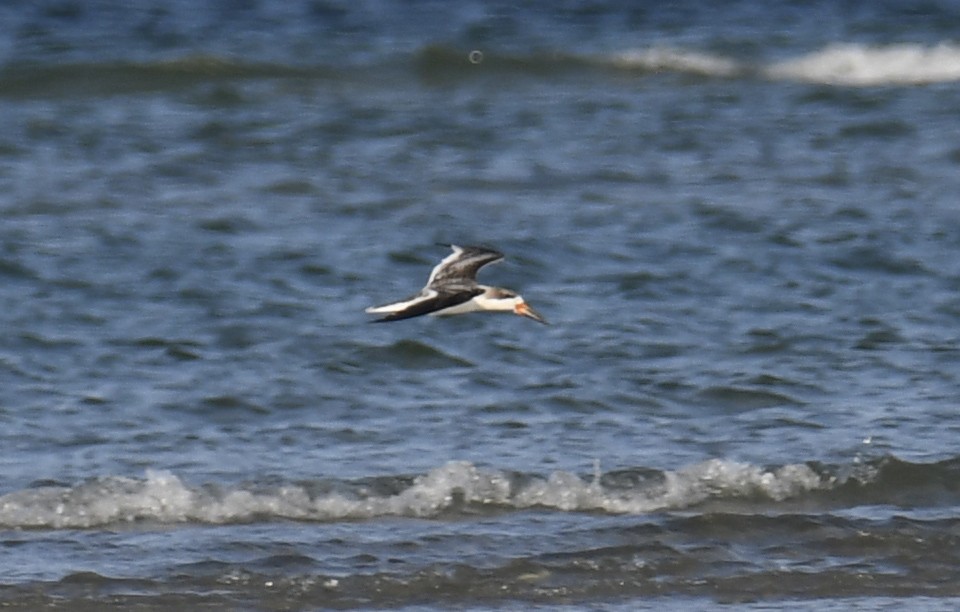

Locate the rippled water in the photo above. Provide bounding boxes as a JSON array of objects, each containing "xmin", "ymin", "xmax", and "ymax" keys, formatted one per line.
[{"xmin": 3, "ymin": 1, "xmax": 960, "ymax": 609}]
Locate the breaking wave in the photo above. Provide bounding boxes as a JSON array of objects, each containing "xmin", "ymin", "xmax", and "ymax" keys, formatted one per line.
[
  {"xmin": 5, "ymin": 455, "xmax": 955, "ymax": 530},
  {"xmin": 5, "ymin": 41, "xmax": 960, "ymax": 99}
]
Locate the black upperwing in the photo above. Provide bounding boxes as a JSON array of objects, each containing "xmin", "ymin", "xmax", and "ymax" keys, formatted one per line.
[
  {"xmin": 428, "ymin": 244, "xmax": 504, "ymax": 288},
  {"xmin": 370, "ymin": 285, "xmax": 484, "ymax": 322}
]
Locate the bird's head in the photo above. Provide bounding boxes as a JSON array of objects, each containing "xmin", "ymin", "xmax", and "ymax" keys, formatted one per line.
[{"xmin": 485, "ymin": 287, "xmax": 548, "ymax": 324}]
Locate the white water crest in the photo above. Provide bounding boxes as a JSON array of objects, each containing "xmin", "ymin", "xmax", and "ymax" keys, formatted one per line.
[
  {"xmin": 0, "ymin": 459, "xmax": 828, "ymax": 529},
  {"xmin": 610, "ymin": 42, "xmax": 960, "ymax": 86},
  {"xmin": 767, "ymin": 42, "xmax": 960, "ymax": 86}
]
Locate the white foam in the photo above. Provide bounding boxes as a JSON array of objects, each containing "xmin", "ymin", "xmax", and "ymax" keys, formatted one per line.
[
  {"xmin": 608, "ymin": 42, "xmax": 960, "ymax": 86},
  {"xmin": 0, "ymin": 459, "xmax": 828, "ymax": 529},
  {"xmin": 611, "ymin": 47, "xmax": 742, "ymax": 77},
  {"xmin": 767, "ymin": 42, "xmax": 960, "ymax": 86}
]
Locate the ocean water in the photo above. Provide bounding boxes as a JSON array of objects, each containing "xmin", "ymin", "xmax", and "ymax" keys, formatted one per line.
[{"xmin": 3, "ymin": 1, "xmax": 960, "ymax": 609}]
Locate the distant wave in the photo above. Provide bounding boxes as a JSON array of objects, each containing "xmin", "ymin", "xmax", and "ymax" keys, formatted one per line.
[
  {"xmin": 429, "ymin": 41, "xmax": 960, "ymax": 87},
  {"xmin": 4, "ymin": 42, "xmax": 959, "ymax": 98},
  {"xmin": 414, "ymin": 44, "xmax": 743, "ymax": 80},
  {"xmin": 2, "ymin": 455, "xmax": 956, "ymax": 529}
]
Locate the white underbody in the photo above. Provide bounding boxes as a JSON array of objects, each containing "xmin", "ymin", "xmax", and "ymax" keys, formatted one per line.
[
  {"xmin": 432, "ymin": 292, "xmax": 522, "ymax": 316},
  {"xmin": 430, "ymin": 295, "xmax": 489, "ymax": 316}
]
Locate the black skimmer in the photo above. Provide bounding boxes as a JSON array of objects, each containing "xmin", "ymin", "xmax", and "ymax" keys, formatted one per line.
[{"xmin": 365, "ymin": 244, "xmax": 548, "ymax": 324}]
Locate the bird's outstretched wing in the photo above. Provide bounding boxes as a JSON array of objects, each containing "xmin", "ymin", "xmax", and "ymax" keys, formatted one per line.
[
  {"xmin": 427, "ymin": 244, "xmax": 504, "ymax": 288},
  {"xmin": 365, "ymin": 286, "xmax": 483, "ymax": 322}
]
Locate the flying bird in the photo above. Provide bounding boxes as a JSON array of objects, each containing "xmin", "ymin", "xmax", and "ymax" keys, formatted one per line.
[{"xmin": 365, "ymin": 244, "xmax": 547, "ymax": 324}]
